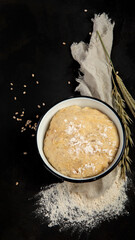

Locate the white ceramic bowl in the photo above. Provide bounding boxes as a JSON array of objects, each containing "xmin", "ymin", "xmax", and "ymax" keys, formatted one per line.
[{"xmin": 36, "ymin": 97, "xmax": 125, "ymax": 182}]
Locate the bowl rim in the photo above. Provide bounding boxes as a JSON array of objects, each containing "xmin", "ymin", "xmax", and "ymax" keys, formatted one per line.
[{"xmin": 36, "ymin": 96, "xmax": 126, "ymax": 183}]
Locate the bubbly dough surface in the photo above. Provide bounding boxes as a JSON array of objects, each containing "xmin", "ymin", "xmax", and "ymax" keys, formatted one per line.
[{"xmin": 43, "ymin": 106, "xmax": 119, "ymax": 178}]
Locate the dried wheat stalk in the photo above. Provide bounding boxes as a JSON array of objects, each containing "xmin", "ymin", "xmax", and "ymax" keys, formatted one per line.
[{"xmin": 97, "ymin": 31, "xmax": 135, "ymax": 177}]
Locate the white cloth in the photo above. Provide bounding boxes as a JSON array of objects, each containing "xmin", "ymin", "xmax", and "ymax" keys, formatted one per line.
[{"xmin": 71, "ymin": 13, "xmax": 115, "ymax": 106}]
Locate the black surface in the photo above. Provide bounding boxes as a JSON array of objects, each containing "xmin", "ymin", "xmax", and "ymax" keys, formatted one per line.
[{"xmin": 1, "ymin": 0, "xmax": 135, "ymax": 239}]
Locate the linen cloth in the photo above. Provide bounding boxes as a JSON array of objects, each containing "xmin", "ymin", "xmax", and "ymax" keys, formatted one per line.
[{"xmin": 71, "ymin": 13, "xmax": 115, "ymax": 106}]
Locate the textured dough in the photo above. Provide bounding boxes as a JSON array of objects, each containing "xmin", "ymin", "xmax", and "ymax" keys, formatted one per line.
[{"xmin": 43, "ymin": 106, "xmax": 119, "ymax": 178}]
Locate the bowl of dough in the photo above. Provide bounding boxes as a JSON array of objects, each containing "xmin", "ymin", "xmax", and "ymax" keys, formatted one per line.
[{"xmin": 36, "ymin": 96, "xmax": 125, "ymax": 182}]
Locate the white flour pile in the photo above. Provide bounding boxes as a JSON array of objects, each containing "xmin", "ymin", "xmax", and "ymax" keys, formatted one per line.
[
  {"xmin": 35, "ymin": 13, "xmax": 129, "ymax": 232},
  {"xmin": 36, "ymin": 168, "xmax": 128, "ymax": 232}
]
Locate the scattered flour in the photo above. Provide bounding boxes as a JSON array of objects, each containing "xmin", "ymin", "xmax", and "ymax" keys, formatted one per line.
[
  {"xmin": 65, "ymin": 121, "xmax": 82, "ymax": 135},
  {"xmin": 65, "ymin": 122, "xmax": 115, "ymax": 159},
  {"xmin": 35, "ymin": 167, "xmax": 128, "ymax": 232},
  {"xmin": 65, "ymin": 121, "xmax": 115, "ymax": 161},
  {"xmin": 73, "ymin": 162, "xmax": 95, "ymax": 175}
]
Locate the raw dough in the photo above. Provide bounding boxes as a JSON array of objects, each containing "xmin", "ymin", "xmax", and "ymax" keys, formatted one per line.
[{"xmin": 43, "ymin": 106, "xmax": 119, "ymax": 178}]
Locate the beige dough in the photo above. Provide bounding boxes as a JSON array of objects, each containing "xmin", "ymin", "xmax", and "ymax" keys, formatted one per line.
[{"xmin": 43, "ymin": 106, "xmax": 119, "ymax": 178}]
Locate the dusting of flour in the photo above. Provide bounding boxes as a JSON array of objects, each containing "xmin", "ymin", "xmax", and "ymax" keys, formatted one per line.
[{"xmin": 35, "ymin": 167, "xmax": 128, "ymax": 232}]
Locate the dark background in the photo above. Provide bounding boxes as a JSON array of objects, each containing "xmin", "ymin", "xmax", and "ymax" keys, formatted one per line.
[{"xmin": 1, "ymin": 0, "xmax": 135, "ymax": 239}]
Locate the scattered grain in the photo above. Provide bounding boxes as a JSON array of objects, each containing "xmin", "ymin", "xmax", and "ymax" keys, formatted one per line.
[
  {"xmin": 68, "ymin": 81, "xmax": 71, "ymax": 85},
  {"xmin": 37, "ymin": 105, "xmax": 41, "ymax": 108},
  {"xmin": 21, "ymin": 127, "xmax": 26, "ymax": 132},
  {"xmin": 32, "ymin": 73, "xmax": 35, "ymax": 77},
  {"xmin": 32, "ymin": 122, "xmax": 37, "ymax": 131},
  {"xmin": 23, "ymin": 91, "xmax": 26, "ymax": 94},
  {"xmin": 84, "ymin": 9, "xmax": 88, "ymax": 12},
  {"xmin": 14, "ymin": 97, "xmax": 17, "ymax": 100},
  {"xmin": 25, "ymin": 120, "xmax": 32, "ymax": 127},
  {"xmin": 23, "ymin": 152, "xmax": 27, "ymax": 155},
  {"xmin": 17, "ymin": 118, "xmax": 22, "ymax": 121},
  {"xmin": 36, "ymin": 81, "xmax": 39, "ymax": 84},
  {"xmin": 16, "ymin": 182, "xmax": 19, "ymax": 186},
  {"xmin": 62, "ymin": 42, "xmax": 66, "ymax": 45},
  {"xmin": 42, "ymin": 102, "xmax": 45, "ymax": 106}
]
